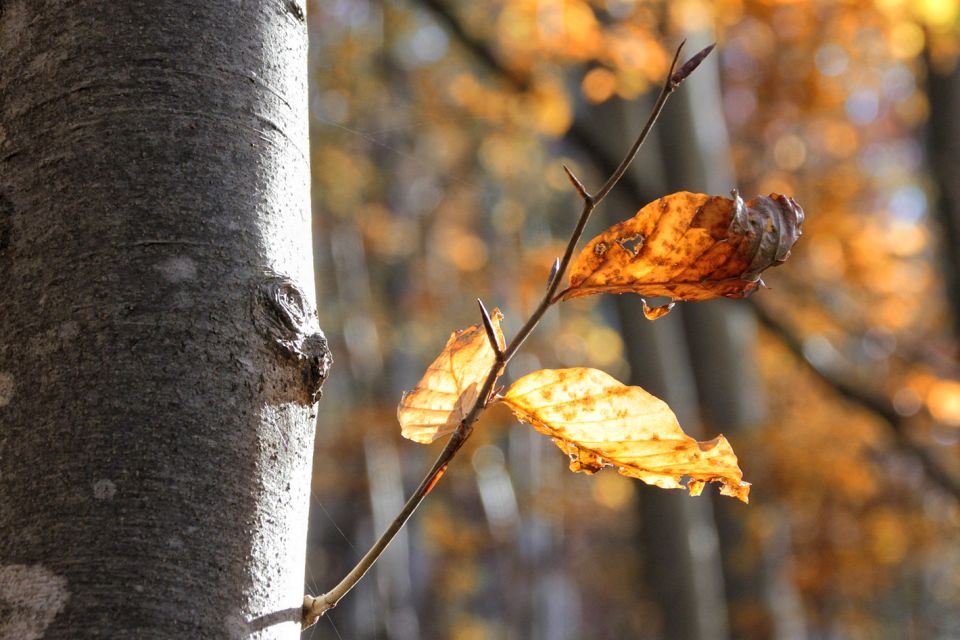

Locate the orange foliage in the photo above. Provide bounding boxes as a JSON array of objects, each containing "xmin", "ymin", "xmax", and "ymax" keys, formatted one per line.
[
  {"xmin": 500, "ymin": 367, "xmax": 750, "ymax": 501},
  {"xmin": 309, "ymin": 0, "xmax": 960, "ymax": 635},
  {"xmin": 398, "ymin": 310, "xmax": 505, "ymax": 443},
  {"xmin": 561, "ymin": 191, "xmax": 804, "ymax": 302}
]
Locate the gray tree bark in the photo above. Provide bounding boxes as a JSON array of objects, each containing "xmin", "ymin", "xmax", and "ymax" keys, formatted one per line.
[{"xmin": 0, "ymin": 1, "xmax": 329, "ymax": 638}]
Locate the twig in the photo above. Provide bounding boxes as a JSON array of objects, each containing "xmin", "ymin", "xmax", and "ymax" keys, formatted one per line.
[
  {"xmin": 302, "ymin": 40, "xmax": 707, "ymax": 628},
  {"xmin": 477, "ymin": 298, "xmax": 504, "ymax": 360},
  {"xmin": 751, "ymin": 301, "xmax": 960, "ymax": 500},
  {"xmin": 562, "ymin": 165, "xmax": 589, "ymax": 201},
  {"xmin": 545, "ymin": 256, "xmax": 562, "ymax": 289},
  {"xmin": 416, "ymin": 0, "xmax": 960, "ymax": 500},
  {"xmin": 592, "ymin": 41, "xmax": 688, "ymax": 204}
]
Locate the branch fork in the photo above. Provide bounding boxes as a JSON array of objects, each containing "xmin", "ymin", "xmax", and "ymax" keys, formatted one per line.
[{"xmin": 302, "ymin": 40, "xmax": 716, "ymax": 628}]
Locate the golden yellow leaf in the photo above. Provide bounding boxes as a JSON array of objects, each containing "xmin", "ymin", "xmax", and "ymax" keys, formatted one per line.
[
  {"xmin": 499, "ymin": 367, "xmax": 750, "ymax": 502},
  {"xmin": 561, "ymin": 191, "xmax": 803, "ymax": 303},
  {"xmin": 398, "ymin": 310, "xmax": 505, "ymax": 444}
]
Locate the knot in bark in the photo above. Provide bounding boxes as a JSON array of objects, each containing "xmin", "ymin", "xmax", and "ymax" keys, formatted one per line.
[{"xmin": 255, "ymin": 274, "xmax": 331, "ymax": 404}]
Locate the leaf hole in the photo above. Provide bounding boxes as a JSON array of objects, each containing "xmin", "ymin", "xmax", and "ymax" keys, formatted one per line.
[{"xmin": 616, "ymin": 234, "xmax": 645, "ymax": 257}]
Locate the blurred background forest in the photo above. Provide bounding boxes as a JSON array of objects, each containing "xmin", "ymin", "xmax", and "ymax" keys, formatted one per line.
[{"xmin": 304, "ymin": 1, "xmax": 960, "ymax": 638}]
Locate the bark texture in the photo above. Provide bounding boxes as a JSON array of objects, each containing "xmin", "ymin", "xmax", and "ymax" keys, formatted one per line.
[{"xmin": 0, "ymin": 1, "xmax": 327, "ymax": 638}]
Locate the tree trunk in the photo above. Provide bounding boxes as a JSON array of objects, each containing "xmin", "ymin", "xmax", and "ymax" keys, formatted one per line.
[
  {"xmin": 586, "ymin": 91, "xmax": 731, "ymax": 639},
  {"xmin": 0, "ymin": 2, "xmax": 329, "ymax": 638},
  {"xmin": 925, "ymin": 53, "xmax": 960, "ymax": 345},
  {"xmin": 660, "ymin": 33, "xmax": 806, "ymax": 640}
]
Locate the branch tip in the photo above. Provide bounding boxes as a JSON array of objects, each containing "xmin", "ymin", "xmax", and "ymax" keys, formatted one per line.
[
  {"xmin": 593, "ymin": 40, "xmax": 689, "ymax": 203},
  {"xmin": 303, "ymin": 27, "xmax": 701, "ymax": 617},
  {"xmin": 477, "ymin": 298, "xmax": 504, "ymax": 359},
  {"xmin": 562, "ymin": 164, "xmax": 591, "ymax": 201},
  {"xmin": 671, "ymin": 42, "xmax": 716, "ymax": 86}
]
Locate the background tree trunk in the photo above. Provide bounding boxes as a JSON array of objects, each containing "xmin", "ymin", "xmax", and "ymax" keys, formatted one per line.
[
  {"xmin": 587, "ymin": 29, "xmax": 806, "ymax": 639},
  {"xmin": 0, "ymin": 2, "xmax": 328, "ymax": 638},
  {"xmin": 925, "ymin": 52, "xmax": 960, "ymax": 345},
  {"xmin": 664, "ymin": 47, "xmax": 807, "ymax": 640},
  {"xmin": 584, "ymin": 91, "xmax": 731, "ymax": 640}
]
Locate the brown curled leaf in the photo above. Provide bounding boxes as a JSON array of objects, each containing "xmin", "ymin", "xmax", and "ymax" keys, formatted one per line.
[
  {"xmin": 398, "ymin": 309, "xmax": 505, "ymax": 444},
  {"xmin": 561, "ymin": 190, "xmax": 803, "ymax": 303},
  {"xmin": 499, "ymin": 367, "xmax": 750, "ymax": 502}
]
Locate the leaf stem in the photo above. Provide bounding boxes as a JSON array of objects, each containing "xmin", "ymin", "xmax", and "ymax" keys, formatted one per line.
[{"xmin": 302, "ymin": 40, "xmax": 708, "ymax": 628}]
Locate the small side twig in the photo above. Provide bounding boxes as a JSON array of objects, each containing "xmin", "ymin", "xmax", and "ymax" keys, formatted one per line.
[
  {"xmin": 418, "ymin": 0, "xmax": 960, "ymax": 503},
  {"xmin": 477, "ymin": 298, "xmax": 504, "ymax": 361},
  {"xmin": 302, "ymin": 40, "xmax": 711, "ymax": 628},
  {"xmin": 562, "ymin": 164, "xmax": 591, "ymax": 202}
]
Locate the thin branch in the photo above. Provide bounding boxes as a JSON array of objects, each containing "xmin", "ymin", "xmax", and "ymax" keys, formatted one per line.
[
  {"xmin": 503, "ymin": 44, "xmax": 688, "ymax": 359},
  {"xmin": 302, "ymin": 39, "xmax": 706, "ymax": 628},
  {"xmin": 303, "ymin": 423, "xmax": 472, "ymax": 625},
  {"xmin": 751, "ymin": 301, "xmax": 960, "ymax": 500},
  {"xmin": 546, "ymin": 256, "xmax": 562, "ymax": 289},
  {"xmin": 591, "ymin": 42, "xmax": 703, "ymax": 203},
  {"xmin": 562, "ymin": 164, "xmax": 591, "ymax": 201},
  {"xmin": 415, "ymin": 0, "xmax": 960, "ymax": 499}
]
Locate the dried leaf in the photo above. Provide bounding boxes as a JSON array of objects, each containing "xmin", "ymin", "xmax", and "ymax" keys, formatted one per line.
[
  {"xmin": 500, "ymin": 367, "xmax": 750, "ymax": 502},
  {"xmin": 641, "ymin": 299, "xmax": 674, "ymax": 320},
  {"xmin": 562, "ymin": 190, "xmax": 803, "ymax": 302},
  {"xmin": 398, "ymin": 309, "xmax": 505, "ymax": 444}
]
